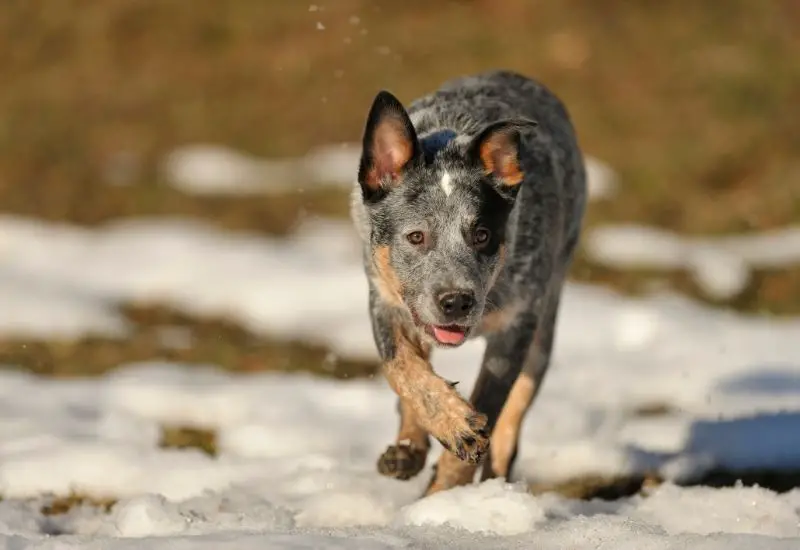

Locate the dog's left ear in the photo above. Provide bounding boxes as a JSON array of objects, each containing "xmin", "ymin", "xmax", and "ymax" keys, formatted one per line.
[
  {"xmin": 357, "ymin": 90, "xmax": 421, "ymax": 202},
  {"xmin": 468, "ymin": 119, "xmax": 538, "ymax": 190}
]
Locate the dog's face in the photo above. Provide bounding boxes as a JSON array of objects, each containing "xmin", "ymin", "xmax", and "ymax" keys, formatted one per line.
[{"xmin": 356, "ymin": 91, "xmax": 536, "ymax": 347}]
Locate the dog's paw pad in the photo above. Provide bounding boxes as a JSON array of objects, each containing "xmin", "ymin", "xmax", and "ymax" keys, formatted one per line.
[{"xmin": 377, "ymin": 442, "xmax": 428, "ymax": 480}]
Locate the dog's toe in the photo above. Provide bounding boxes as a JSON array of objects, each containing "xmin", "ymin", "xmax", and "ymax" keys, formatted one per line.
[
  {"xmin": 440, "ymin": 411, "xmax": 489, "ymax": 464},
  {"xmin": 377, "ymin": 443, "xmax": 427, "ymax": 480}
]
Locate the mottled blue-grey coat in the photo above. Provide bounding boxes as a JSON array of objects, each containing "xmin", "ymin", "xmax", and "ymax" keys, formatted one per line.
[{"xmin": 349, "ymin": 70, "xmax": 587, "ymax": 495}]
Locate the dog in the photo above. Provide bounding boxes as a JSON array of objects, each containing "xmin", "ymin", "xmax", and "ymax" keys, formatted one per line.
[{"xmin": 350, "ymin": 70, "xmax": 587, "ymax": 496}]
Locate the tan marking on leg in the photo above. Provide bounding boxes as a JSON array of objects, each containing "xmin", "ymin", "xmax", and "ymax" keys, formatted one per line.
[
  {"xmin": 372, "ymin": 246, "xmax": 403, "ymax": 307},
  {"xmin": 397, "ymin": 399, "xmax": 429, "ymax": 449},
  {"xmin": 480, "ymin": 245, "xmax": 513, "ymax": 335},
  {"xmin": 480, "ymin": 298, "xmax": 525, "ymax": 334},
  {"xmin": 490, "ymin": 372, "xmax": 536, "ymax": 478},
  {"xmin": 383, "ymin": 328, "xmax": 488, "ymax": 465}
]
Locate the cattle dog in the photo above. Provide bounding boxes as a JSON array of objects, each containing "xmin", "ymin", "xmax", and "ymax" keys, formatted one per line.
[{"xmin": 350, "ymin": 70, "xmax": 587, "ymax": 496}]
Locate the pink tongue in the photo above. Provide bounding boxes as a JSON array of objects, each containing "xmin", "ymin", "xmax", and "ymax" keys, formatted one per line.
[{"xmin": 432, "ymin": 326, "xmax": 466, "ymax": 345}]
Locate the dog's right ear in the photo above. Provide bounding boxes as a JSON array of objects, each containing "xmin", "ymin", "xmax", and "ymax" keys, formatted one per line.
[
  {"xmin": 468, "ymin": 118, "xmax": 538, "ymax": 192},
  {"xmin": 357, "ymin": 91, "xmax": 421, "ymax": 202}
]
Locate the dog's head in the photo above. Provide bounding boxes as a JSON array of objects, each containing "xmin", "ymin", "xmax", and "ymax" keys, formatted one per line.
[{"xmin": 354, "ymin": 90, "xmax": 537, "ymax": 347}]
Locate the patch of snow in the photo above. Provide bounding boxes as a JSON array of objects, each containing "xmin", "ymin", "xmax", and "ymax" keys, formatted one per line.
[
  {"xmin": 162, "ymin": 145, "xmax": 296, "ymax": 195},
  {"xmin": 161, "ymin": 143, "xmax": 618, "ymax": 201},
  {"xmin": 629, "ymin": 483, "xmax": 800, "ymax": 537},
  {"xmin": 585, "ymin": 224, "xmax": 800, "ymax": 299},
  {"xmin": 1, "ymin": 476, "xmax": 799, "ymax": 547},
  {"xmin": 583, "ymin": 155, "xmax": 618, "ymax": 200},
  {"xmin": 109, "ymin": 494, "xmax": 189, "ymax": 538},
  {"xmin": 398, "ymin": 479, "xmax": 546, "ymax": 535},
  {"xmin": 0, "ymin": 215, "xmax": 799, "ymax": 546},
  {"xmin": 0, "ymin": 269, "xmax": 128, "ymax": 340}
]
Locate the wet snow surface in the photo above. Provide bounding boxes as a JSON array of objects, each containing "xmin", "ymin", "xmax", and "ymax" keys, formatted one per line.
[{"xmin": 1, "ymin": 213, "xmax": 799, "ymax": 548}]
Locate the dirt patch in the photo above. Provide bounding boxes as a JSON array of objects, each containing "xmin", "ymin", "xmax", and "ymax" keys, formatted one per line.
[
  {"xmin": 571, "ymin": 253, "xmax": 800, "ymax": 316},
  {"xmin": 159, "ymin": 425, "xmax": 218, "ymax": 457},
  {"xmin": 40, "ymin": 493, "xmax": 117, "ymax": 517},
  {"xmin": 530, "ymin": 468, "xmax": 800, "ymax": 501},
  {"xmin": 0, "ymin": 303, "xmax": 378, "ymax": 379}
]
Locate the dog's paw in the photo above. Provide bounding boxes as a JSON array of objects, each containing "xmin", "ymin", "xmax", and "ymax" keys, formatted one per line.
[
  {"xmin": 377, "ymin": 442, "xmax": 427, "ymax": 480},
  {"xmin": 435, "ymin": 410, "xmax": 489, "ymax": 465}
]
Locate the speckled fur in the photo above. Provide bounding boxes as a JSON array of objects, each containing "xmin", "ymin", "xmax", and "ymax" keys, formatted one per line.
[{"xmin": 350, "ymin": 70, "xmax": 587, "ymax": 495}]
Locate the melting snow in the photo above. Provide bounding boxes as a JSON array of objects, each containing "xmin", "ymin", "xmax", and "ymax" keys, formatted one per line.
[{"xmin": 0, "ymin": 215, "xmax": 799, "ymax": 547}]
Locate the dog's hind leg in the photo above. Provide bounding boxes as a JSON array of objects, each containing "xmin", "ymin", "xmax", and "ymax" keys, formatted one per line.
[{"xmin": 481, "ymin": 291, "xmax": 563, "ymax": 481}]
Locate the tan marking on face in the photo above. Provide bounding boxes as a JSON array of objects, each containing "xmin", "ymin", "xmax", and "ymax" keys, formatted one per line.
[
  {"xmin": 487, "ymin": 244, "xmax": 506, "ymax": 291},
  {"xmin": 424, "ymin": 452, "xmax": 478, "ymax": 496},
  {"xmin": 481, "ymin": 246, "xmax": 521, "ymax": 334},
  {"xmin": 490, "ymin": 372, "xmax": 536, "ymax": 478},
  {"xmin": 382, "ymin": 327, "xmax": 488, "ymax": 465},
  {"xmin": 372, "ymin": 246, "xmax": 403, "ymax": 307}
]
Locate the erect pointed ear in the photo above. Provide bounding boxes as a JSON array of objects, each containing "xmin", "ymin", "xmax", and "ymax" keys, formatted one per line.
[
  {"xmin": 468, "ymin": 118, "xmax": 538, "ymax": 190},
  {"xmin": 357, "ymin": 90, "xmax": 421, "ymax": 201}
]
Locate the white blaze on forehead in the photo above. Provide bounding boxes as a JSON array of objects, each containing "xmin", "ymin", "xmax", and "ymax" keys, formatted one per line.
[{"xmin": 440, "ymin": 171, "xmax": 454, "ymax": 197}]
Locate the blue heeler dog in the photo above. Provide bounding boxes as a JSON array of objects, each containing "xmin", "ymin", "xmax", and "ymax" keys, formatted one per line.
[{"xmin": 350, "ymin": 70, "xmax": 587, "ymax": 496}]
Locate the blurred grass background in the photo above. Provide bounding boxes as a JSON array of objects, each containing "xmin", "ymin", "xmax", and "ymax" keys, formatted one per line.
[{"xmin": 1, "ymin": 0, "xmax": 799, "ymax": 377}]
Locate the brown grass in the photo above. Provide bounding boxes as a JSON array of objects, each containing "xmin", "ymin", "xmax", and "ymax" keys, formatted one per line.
[
  {"xmin": 0, "ymin": 1, "xmax": 798, "ymax": 376},
  {"xmin": 0, "ymin": 303, "xmax": 378, "ymax": 378},
  {"xmin": 1, "ymin": 0, "xmax": 797, "ymax": 233},
  {"xmin": 40, "ymin": 492, "xmax": 117, "ymax": 516},
  {"xmin": 159, "ymin": 424, "xmax": 218, "ymax": 457}
]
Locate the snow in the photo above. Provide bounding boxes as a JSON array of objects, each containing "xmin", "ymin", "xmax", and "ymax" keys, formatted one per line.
[
  {"xmin": 585, "ymin": 224, "xmax": 800, "ymax": 299},
  {"xmin": 1, "ymin": 214, "xmax": 800, "ymax": 547},
  {"xmin": 161, "ymin": 142, "xmax": 619, "ymax": 201}
]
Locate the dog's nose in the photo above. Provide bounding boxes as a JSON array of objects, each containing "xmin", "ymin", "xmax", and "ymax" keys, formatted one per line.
[{"xmin": 437, "ymin": 290, "xmax": 475, "ymax": 318}]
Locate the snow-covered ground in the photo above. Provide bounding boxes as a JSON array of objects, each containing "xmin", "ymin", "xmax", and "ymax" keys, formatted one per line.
[
  {"xmin": 1, "ymin": 214, "xmax": 800, "ymax": 548},
  {"xmin": 585, "ymin": 224, "xmax": 800, "ymax": 300}
]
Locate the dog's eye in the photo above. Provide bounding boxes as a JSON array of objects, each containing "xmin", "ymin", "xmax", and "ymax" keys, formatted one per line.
[
  {"xmin": 473, "ymin": 227, "xmax": 491, "ymax": 247},
  {"xmin": 407, "ymin": 231, "xmax": 425, "ymax": 245}
]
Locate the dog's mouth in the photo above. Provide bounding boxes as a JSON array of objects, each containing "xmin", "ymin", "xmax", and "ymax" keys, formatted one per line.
[
  {"xmin": 428, "ymin": 324, "xmax": 469, "ymax": 346},
  {"xmin": 409, "ymin": 308, "xmax": 472, "ymax": 346}
]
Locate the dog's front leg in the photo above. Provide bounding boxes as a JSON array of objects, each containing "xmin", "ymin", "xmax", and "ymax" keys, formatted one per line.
[
  {"xmin": 377, "ymin": 397, "xmax": 430, "ymax": 480},
  {"xmin": 370, "ymin": 295, "xmax": 431, "ymax": 481},
  {"xmin": 383, "ymin": 328, "xmax": 490, "ymax": 465},
  {"xmin": 422, "ymin": 320, "xmax": 534, "ymax": 496},
  {"xmin": 370, "ymin": 295, "xmax": 489, "ymax": 479},
  {"xmin": 423, "ymin": 321, "xmax": 538, "ymax": 495}
]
